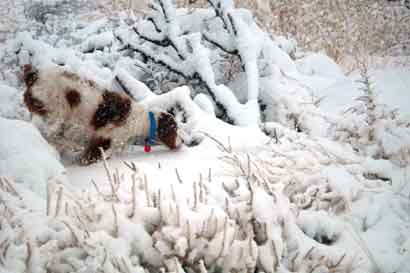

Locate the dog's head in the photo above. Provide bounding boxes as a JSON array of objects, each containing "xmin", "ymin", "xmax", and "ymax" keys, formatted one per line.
[{"xmin": 156, "ymin": 112, "xmax": 181, "ymax": 150}]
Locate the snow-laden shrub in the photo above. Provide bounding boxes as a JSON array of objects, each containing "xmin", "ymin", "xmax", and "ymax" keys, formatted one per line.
[
  {"xmin": 24, "ymin": 0, "xmax": 93, "ymax": 24},
  {"xmin": 332, "ymin": 61, "xmax": 410, "ymax": 167},
  {"xmin": 2, "ymin": 0, "xmax": 339, "ymax": 136},
  {"xmin": 0, "ymin": 146, "xmax": 353, "ymax": 273},
  {"xmin": 3, "ymin": 125, "xmax": 410, "ymax": 273},
  {"xmin": 109, "ymin": 0, "xmax": 341, "ymax": 132}
]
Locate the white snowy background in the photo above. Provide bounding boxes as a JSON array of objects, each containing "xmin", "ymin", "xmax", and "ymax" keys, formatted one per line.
[{"xmin": 0, "ymin": 1, "xmax": 410, "ymax": 273}]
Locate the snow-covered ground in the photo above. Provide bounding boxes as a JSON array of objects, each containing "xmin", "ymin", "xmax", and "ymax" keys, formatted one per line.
[{"xmin": 1, "ymin": 1, "xmax": 410, "ymax": 273}]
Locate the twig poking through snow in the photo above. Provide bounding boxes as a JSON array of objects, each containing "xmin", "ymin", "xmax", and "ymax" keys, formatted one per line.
[
  {"xmin": 100, "ymin": 148, "xmax": 120, "ymax": 201},
  {"xmin": 112, "ymin": 204, "xmax": 119, "ymax": 238},
  {"xmin": 54, "ymin": 186, "xmax": 63, "ymax": 218},
  {"xmin": 175, "ymin": 168, "xmax": 183, "ymax": 184}
]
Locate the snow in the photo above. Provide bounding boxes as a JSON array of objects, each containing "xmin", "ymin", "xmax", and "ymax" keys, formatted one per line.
[
  {"xmin": 79, "ymin": 31, "xmax": 114, "ymax": 53},
  {"xmin": 0, "ymin": 117, "xmax": 66, "ymax": 197},
  {"xmin": 312, "ymin": 66, "xmax": 410, "ymax": 119},
  {"xmin": 0, "ymin": 83, "xmax": 24, "ymax": 119},
  {"xmin": 0, "ymin": 1, "xmax": 409, "ymax": 273},
  {"xmin": 373, "ymin": 67, "xmax": 410, "ymax": 119},
  {"xmin": 194, "ymin": 93, "xmax": 215, "ymax": 116},
  {"xmin": 296, "ymin": 52, "xmax": 346, "ymax": 79},
  {"xmin": 115, "ymin": 67, "xmax": 154, "ymax": 101}
]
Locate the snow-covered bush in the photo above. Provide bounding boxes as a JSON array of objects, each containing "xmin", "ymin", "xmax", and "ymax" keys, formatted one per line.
[
  {"xmin": 24, "ymin": 0, "xmax": 87, "ymax": 24},
  {"xmin": 1, "ymin": 0, "xmax": 333, "ymax": 134},
  {"xmin": 110, "ymin": 0, "xmax": 339, "ymax": 132},
  {"xmin": 0, "ymin": 1, "xmax": 409, "ymax": 273},
  {"xmin": 2, "ymin": 126, "xmax": 409, "ymax": 273},
  {"xmin": 332, "ymin": 60, "xmax": 410, "ymax": 166}
]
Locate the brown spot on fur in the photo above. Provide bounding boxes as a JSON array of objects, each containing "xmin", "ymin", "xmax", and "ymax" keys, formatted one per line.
[
  {"xmin": 22, "ymin": 64, "xmax": 38, "ymax": 87},
  {"xmin": 91, "ymin": 91, "xmax": 131, "ymax": 129},
  {"xmin": 65, "ymin": 88, "xmax": 81, "ymax": 108},
  {"xmin": 24, "ymin": 89, "xmax": 47, "ymax": 116},
  {"xmin": 80, "ymin": 137, "xmax": 111, "ymax": 165},
  {"xmin": 157, "ymin": 112, "xmax": 178, "ymax": 149}
]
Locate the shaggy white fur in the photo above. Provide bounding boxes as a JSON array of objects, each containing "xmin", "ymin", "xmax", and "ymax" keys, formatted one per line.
[{"xmin": 24, "ymin": 65, "xmax": 180, "ymax": 164}]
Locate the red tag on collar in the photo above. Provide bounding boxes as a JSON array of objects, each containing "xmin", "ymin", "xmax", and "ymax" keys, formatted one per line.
[{"xmin": 144, "ymin": 144, "xmax": 151, "ymax": 153}]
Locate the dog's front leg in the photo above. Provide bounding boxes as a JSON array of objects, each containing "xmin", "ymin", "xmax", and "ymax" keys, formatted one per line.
[{"xmin": 79, "ymin": 137, "xmax": 112, "ymax": 165}]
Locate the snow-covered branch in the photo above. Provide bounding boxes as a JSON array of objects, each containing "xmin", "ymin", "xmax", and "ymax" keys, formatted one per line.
[{"xmin": 114, "ymin": 0, "xmax": 269, "ymax": 126}]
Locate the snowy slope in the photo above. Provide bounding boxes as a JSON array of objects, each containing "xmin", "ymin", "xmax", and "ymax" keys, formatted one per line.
[
  {"xmin": 0, "ymin": 1, "xmax": 409, "ymax": 273},
  {"xmin": 311, "ymin": 66, "xmax": 410, "ymax": 119}
]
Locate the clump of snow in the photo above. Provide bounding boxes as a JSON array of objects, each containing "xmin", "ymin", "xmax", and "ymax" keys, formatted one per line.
[
  {"xmin": 0, "ymin": 83, "xmax": 27, "ymax": 119},
  {"xmin": 273, "ymin": 35, "xmax": 297, "ymax": 57},
  {"xmin": 194, "ymin": 93, "xmax": 215, "ymax": 116},
  {"xmin": 79, "ymin": 31, "xmax": 114, "ymax": 53},
  {"xmin": 0, "ymin": 117, "xmax": 66, "ymax": 197},
  {"xmin": 115, "ymin": 67, "xmax": 154, "ymax": 101},
  {"xmin": 296, "ymin": 52, "xmax": 346, "ymax": 79}
]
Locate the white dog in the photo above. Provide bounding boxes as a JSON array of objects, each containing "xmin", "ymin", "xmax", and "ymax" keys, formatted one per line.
[{"xmin": 23, "ymin": 64, "xmax": 180, "ymax": 165}]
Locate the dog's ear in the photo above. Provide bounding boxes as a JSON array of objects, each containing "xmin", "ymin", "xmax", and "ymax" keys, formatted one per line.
[
  {"xmin": 157, "ymin": 112, "xmax": 178, "ymax": 149},
  {"xmin": 22, "ymin": 64, "xmax": 38, "ymax": 87}
]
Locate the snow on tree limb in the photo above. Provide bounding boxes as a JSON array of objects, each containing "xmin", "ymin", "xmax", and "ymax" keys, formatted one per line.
[
  {"xmin": 115, "ymin": 68, "xmax": 155, "ymax": 101},
  {"xmin": 116, "ymin": 0, "xmax": 266, "ymax": 126}
]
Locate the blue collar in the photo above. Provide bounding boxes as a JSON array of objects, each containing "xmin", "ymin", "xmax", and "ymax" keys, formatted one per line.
[{"xmin": 148, "ymin": 111, "xmax": 156, "ymax": 145}]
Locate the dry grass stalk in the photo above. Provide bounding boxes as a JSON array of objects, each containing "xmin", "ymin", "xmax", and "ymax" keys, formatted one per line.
[
  {"xmin": 291, "ymin": 251, "xmax": 299, "ymax": 271},
  {"xmin": 304, "ymin": 246, "xmax": 315, "ymax": 259},
  {"xmin": 123, "ymin": 161, "xmax": 138, "ymax": 172},
  {"xmin": 54, "ymin": 186, "xmax": 63, "ymax": 218},
  {"xmin": 225, "ymin": 197, "xmax": 230, "ymax": 217},
  {"xmin": 248, "ymin": 232, "xmax": 255, "ymax": 260},
  {"xmin": 175, "ymin": 168, "xmax": 183, "ymax": 184},
  {"xmin": 271, "ymin": 240, "xmax": 279, "ymax": 271},
  {"xmin": 144, "ymin": 174, "xmax": 150, "ymax": 207},
  {"xmin": 91, "ymin": 179, "xmax": 108, "ymax": 200},
  {"xmin": 200, "ymin": 132, "xmax": 232, "ymax": 153},
  {"xmin": 121, "ymin": 257, "xmax": 132, "ymax": 273},
  {"xmin": 217, "ymin": 217, "xmax": 228, "ymax": 258},
  {"xmin": 308, "ymin": 263, "xmax": 322, "ymax": 273},
  {"xmin": 158, "ymin": 189, "xmax": 162, "ymax": 221},
  {"xmin": 186, "ymin": 220, "xmax": 192, "ymax": 250},
  {"xmin": 112, "ymin": 204, "xmax": 119, "ymax": 238},
  {"xmin": 46, "ymin": 181, "xmax": 51, "ymax": 216},
  {"xmin": 64, "ymin": 202, "xmax": 69, "ymax": 216},
  {"xmin": 193, "ymin": 181, "xmax": 198, "ymax": 210},
  {"xmin": 62, "ymin": 220, "xmax": 80, "ymax": 246},
  {"xmin": 128, "ymin": 174, "xmax": 137, "ymax": 218},
  {"xmin": 199, "ymin": 179, "xmax": 204, "ymax": 204},
  {"xmin": 100, "ymin": 148, "xmax": 120, "ymax": 202},
  {"xmin": 330, "ymin": 253, "xmax": 346, "ymax": 269},
  {"xmin": 0, "ymin": 177, "xmax": 20, "ymax": 199},
  {"xmin": 171, "ymin": 184, "xmax": 176, "ymax": 202},
  {"xmin": 74, "ymin": 208, "xmax": 90, "ymax": 238},
  {"xmin": 176, "ymin": 204, "xmax": 181, "ymax": 226},
  {"xmin": 25, "ymin": 241, "xmax": 32, "ymax": 272}
]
